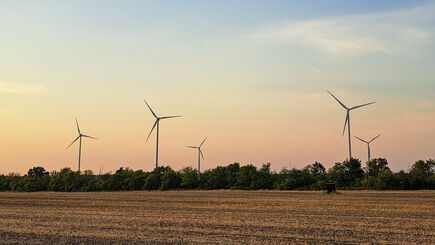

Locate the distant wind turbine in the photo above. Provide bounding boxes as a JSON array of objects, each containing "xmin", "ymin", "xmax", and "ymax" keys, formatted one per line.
[
  {"xmin": 66, "ymin": 118, "xmax": 97, "ymax": 172},
  {"xmin": 186, "ymin": 137, "xmax": 207, "ymax": 182},
  {"xmin": 144, "ymin": 100, "xmax": 182, "ymax": 168},
  {"xmin": 354, "ymin": 134, "xmax": 381, "ymax": 162},
  {"xmin": 327, "ymin": 91, "xmax": 375, "ymax": 159}
]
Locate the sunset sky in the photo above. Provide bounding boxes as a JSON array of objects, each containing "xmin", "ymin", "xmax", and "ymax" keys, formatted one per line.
[{"xmin": 1, "ymin": 0, "xmax": 434, "ymax": 174}]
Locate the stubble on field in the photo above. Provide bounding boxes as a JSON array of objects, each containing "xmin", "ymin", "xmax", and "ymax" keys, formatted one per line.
[{"xmin": 0, "ymin": 191, "xmax": 434, "ymax": 244}]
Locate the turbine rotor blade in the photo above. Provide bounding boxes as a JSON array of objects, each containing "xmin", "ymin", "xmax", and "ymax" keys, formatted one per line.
[
  {"xmin": 146, "ymin": 120, "xmax": 158, "ymax": 141},
  {"xmin": 350, "ymin": 102, "xmax": 376, "ymax": 110},
  {"xmin": 354, "ymin": 136, "xmax": 368, "ymax": 143},
  {"xmin": 199, "ymin": 149, "xmax": 204, "ymax": 160},
  {"xmin": 327, "ymin": 90, "xmax": 348, "ymax": 109},
  {"xmin": 186, "ymin": 146, "xmax": 197, "ymax": 148},
  {"xmin": 200, "ymin": 137, "xmax": 207, "ymax": 147},
  {"xmin": 144, "ymin": 100, "xmax": 158, "ymax": 118},
  {"xmin": 82, "ymin": 134, "xmax": 98, "ymax": 140},
  {"xmin": 342, "ymin": 111, "xmax": 349, "ymax": 136},
  {"xmin": 160, "ymin": 115, "xmax": 182, "ymax": 119},
  {"xmin": 75, "ymin": 118, "xmax": 81, "ymax": 134},
  {"xmin": 66, "ymin": 136, "xmax": 80, "ymax": 150},
  {"xmin": 369, "ymin": 134, "xmax": 381, "ymax": 143}
]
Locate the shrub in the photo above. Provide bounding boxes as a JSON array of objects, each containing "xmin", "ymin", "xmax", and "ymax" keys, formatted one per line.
[{"xmin": 160, "ymin": 170, "xmax": 181, "ymax": 190}]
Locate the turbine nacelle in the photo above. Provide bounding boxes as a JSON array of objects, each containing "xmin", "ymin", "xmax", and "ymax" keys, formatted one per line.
[
  {"xmin": 144, "ymin": 99, "xmax": 182, "ymax": 168},
  {"xmin": 66, "ymin": 118, "xmax": 97, "ymax": 171},
  {"xmin": 327, "ymin": 90, "xmax": 376, "ymax": 160},
  {"xmin": 186, "ymin": 137, "xmax": 207, "ymax": 160},
  {"xmin": 354, "ymin": 134, "xmax": 381, "ymax": 145},
  {"xmin": 327, "ymin": 91, "xmax": 375, "ymax": 137},
  {"xmin": 66, "ymin": 118, "xmax": 98, "ymax": 150},
  {"xmin": 144, "ymin": 100, "xmax": 182, "ymax": 141},
  {"xmin": 187, "ymin": 137, "xmax": 207, "ymax": 182},
  {"xmin": 354, "ymin": 134, "xmax": 381, "ymax": 162}
]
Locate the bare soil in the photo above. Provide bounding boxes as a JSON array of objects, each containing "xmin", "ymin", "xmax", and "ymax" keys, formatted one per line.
[{"xmin": 0, "ymin": 191, "xmax": 434, "ymax": 244}]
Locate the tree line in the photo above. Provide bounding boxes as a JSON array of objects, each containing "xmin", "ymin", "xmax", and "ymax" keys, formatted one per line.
[{"xmin": 0, "ymin": 158, "xmax": 434, "ymax": 192}]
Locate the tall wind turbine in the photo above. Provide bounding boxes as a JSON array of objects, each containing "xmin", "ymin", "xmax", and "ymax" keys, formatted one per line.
[
  {"xmin": 354, "ymin": 134, "xmax": 381, "ymax": 162},
  {"xmin": 327, "ymin": 91, "xmax": 375, "ymax": 159},
  {"xmin": 66, "ymin": 118, "xmax": 97, "ymax": 172},
  {"xmin": 144, "ymin": 100, "xmax": 182, "ymax": 168},
  {"xmin": 186, "ymin": 137, "xmax": 207, "ymax": 182}
]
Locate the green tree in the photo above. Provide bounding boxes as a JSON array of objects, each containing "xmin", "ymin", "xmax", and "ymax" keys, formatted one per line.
[
  {"xmin": 236, "ymin": 164, "xmax": 260, "ymax": 189},
  {"xmin": 365, "ymin": 158, "xmax": 390, "ymax": 177},
  {"xmin": 328, "ymin": 158, "xmax": 364, "ymax": 188},
  {"xmin": 180, "ymin": 167, "xmax": 199, "ymax": 189},
  {"xmin": 376, "ymin": 170, "xmax": 398, "ymax": 190},
  {"xmin": 430, "ymin": 174, "xmax": 435, "ymax": 189},
  {"xmin": 78, "ymin": 170, "xmax": 100, "ymax": 191},
  {"xmin": 311, "ymin": 179, "xmax": 326, "ymax": 190},
  {"xmin": 84, "ymin": 178, "xmax": 102, "ymax": 191},
  {"xmin": 202, "ymin": 166, "xmax": 227, "ymax": 189},
  {"xmin": 48, "ymin": 168, "xmax": 81, "ymax": 191},
  {"xmin": 409, "ymin": 159, "xmax": 435, "ymax": 189},
  {"xmin": 160, "ymin": 170, "xmax": 181, "ymax": 190},
  {"xmin": 22, "ymin": 167, "xmax": 50, "ymax": 192},
  {"xmin": 144, "ymin": 174, "xmax": 160, "ymax": 190},
  {"xmin": 143, "ymin": 166, "xmax": 172, "ymax": 190},
  {"xmin": 225, "ymin": 163, "xmax": 240, "ymax": 188},
  {"xmin": 27, "ymin": 167, "xmax": 49, "ymax": 178},
  {"xmin": 328, "ymin": 162, "xmax": 346, "ymax": 187},
  {"xmin": 25, "ymin": 177, "xmax": 50, "ymax": 192},
  {"xmin": 305, "ymin": 162, "xmax": 326, "ymax": 176},
  {"xmin": 304, "ymin": 162, "xmax": 327, "ymax": 190},
  {"xmin": 257, "ymin": 163, "xmax": 273, "ymax": 189},
  {"xmin": 274, "ymin": 168, "xmax": 305, "ymax": 190},
  {"xmin": 127, "ymin": 170, "xmax": 148, "ymax": 190},
  {"xmin": 103, "ymin": 167, "xmax": 132, "ymax": 190},
  {"xmin": 362, "ymin": 176, "xmax": 377, "ymax": 190},
  {"xmin": 395, "ymin": 170, "xmax": 411, "ymax": 190}
]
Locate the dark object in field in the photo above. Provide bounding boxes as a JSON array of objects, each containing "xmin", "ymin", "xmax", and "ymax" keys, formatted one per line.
[{"xmin": 326, "ymin": 183, "xmax": 336, "ymax": 193}]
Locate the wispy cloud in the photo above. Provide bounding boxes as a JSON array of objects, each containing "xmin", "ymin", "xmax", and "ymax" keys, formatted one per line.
[
  {"xmin": 250, "ymin": 3, "xmax": 435, "ymax": 56},
  {"xmin": 0, "ymin": 82, "xmax": 47, "ymax": 94}
]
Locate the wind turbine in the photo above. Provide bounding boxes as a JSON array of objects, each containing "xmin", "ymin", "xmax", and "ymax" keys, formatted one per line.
[
  {"xmin": 144, "ymin": 100, "xmax": 182, "ymax": 168},
  {"xmin": 327, "ymin": 91, "xmax": 375, "ymax": 160},
  {"xmin": 186, "ymin": 137, "xmax": 207, "ymax": 182},
  {"xmin": 354, "ymin": 134, "xmax": 381, "ymax": 162},
  {"xmin": 66, "ymin": 118, "xmax": 97, "ymax": 172}
]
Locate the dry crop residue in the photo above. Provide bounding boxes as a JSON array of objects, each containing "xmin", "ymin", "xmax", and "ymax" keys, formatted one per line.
[{"xmin": 0, "ymin": 190, "xmax": 434, "ymax": 244}]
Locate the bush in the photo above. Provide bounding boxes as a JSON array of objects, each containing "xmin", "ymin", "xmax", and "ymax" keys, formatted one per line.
[
  {"xmin": 180, "ymin": 167, "xmax": 199, "ymax": 189},
  {"xmin": 257, "ymin": 163, "xmax": 273, "ymax": 189},
  {"xmin": 202, "ymin": 166, "xmax": 227, "ymax": 190},
  {"xmin": 225, "ymin": 163, "xmax": 240, "ymax": 188},
  {"xmin": 236, "ymin": 165, "xmax": 260, "ymax": 190},
  {"xmin": 277, "ymin": 177, "xmax": 298, "ymax": 190},
  {"xmin": 365, "ymin": 158, "xmax": 390, "ymax": 177},
  {"xmin": 376, "ymin": 171, "xmax": 397, "ymax": 190},
  {"xmin": 362, "ymin": 176, "xmax": 377, "ymax": 190},
  {"xmin": 144, "ymin": 174, "xmax": 160, "ymax": 190},
  {"xmin": 409, "ymin": 160, "xmax": 435, "ymax": 189},
  {"xmin": 160, "ymin": 170, "xmax": 181, "ymax": 190},
  {"xmin": 311, "ymin": 180, "xmax": 326, "ymax": 190},
  {"xmin": 23, "ymin": 176, "xmax": 50, "ymax": 192},
  {"xmin": 1, "ymin": 160, "xmax": 434, "ymax": 192},
  {"xmin": 328, "ymin": 158, "xmax": 364, "ymax": 187}
]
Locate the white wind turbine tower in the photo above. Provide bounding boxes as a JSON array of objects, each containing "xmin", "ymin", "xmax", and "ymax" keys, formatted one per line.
[
  {"xmin": 66, "ymin": 118, "xmax": 98, "ymax": 172},
  {"xmin": 144, "ymin": 100, "xmax": 182, "ymax": 168},
  {"xmin": 186, "ymin": 137, "xmax": 207, "ymax": 182},
  {"xmin": 327, "ymin": 91, "xmax": 375, "ymax": 160},
  {"xmin": 354, "ymin": 134, "xmax": 381, "ymax": 162}
]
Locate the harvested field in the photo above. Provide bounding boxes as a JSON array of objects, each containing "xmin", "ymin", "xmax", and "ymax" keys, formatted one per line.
[{"xmin": 0, "ymin": 191, "xmax": 434, "ymax": 244}]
